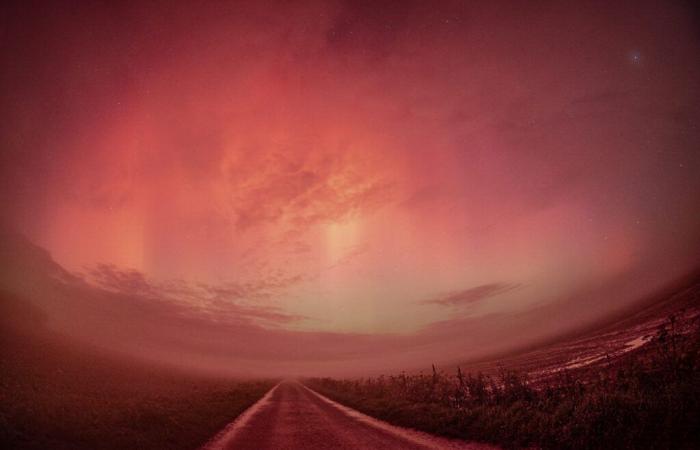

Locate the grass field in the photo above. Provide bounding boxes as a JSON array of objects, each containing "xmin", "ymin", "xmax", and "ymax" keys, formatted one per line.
[
  {"xmin": 0, "ymin": 291, "xmax": 275, "ymax": 450},
  {"xmin": 307, "ymin": 302, "xmax": 700, "ymax": 449}
]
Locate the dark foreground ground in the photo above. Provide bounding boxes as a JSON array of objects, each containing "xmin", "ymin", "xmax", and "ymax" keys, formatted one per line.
[
  {"xmin": 0, "ymin": 291, "xmax": 274, "ymax": 450},
  {"xmin": 307, "ymin": 280, "xmax": 700, "ymax": 450}
]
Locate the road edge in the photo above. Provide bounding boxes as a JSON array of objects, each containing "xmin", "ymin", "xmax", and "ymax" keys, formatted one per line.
[
  {"xmin": 199, "ymin": 382, "xmax": 281, "ymax": 450},
  {"xmin": 300, "ymin": 383, "xmax": 498, "ymax": 450}
]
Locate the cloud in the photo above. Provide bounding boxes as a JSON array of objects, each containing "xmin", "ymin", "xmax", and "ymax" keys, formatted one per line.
[
  {"xmin": 2, "ymin": 227, "xmax": 699, "ymax": 377},
  {"xmin": 224, "ymin": 147, "xmax": 392, "ymax": 233},
  {"xmin": 85, "ymin": 263, "xmax": 305, "ymax": 328},
  {"xmin": 424, "ymin": 283, "xmax": 522, "ymax": 307},
  {"xmin": 2, "ymin": 0, "xmax": 700, "ymax": 377}
]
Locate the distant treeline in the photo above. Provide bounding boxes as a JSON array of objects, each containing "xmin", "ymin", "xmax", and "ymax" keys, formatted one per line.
[{"xmin": 307, "ymin": 313, "xmax": 700, "ymax": 449}]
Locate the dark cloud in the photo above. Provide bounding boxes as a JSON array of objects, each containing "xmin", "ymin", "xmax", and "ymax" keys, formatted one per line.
[
  {"xmin": 86, "ymin": 263, "xmax": 305, "ymax": 327},
  {"xmin": 424, "ymin": 283, "xmax": 522, "ymax": 307}
]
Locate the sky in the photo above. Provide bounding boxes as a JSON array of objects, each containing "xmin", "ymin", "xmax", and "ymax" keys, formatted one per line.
[{"xmin": 1, "ymin": 0, "xmax": 700, "ymax": 375}]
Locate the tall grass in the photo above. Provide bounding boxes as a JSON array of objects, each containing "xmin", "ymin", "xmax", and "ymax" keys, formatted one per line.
[{"xmin": 307, "ymin": 314, "xmax": 700, "ymax": 449}]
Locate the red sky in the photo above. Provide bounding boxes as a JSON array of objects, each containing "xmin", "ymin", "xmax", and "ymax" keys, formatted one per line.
[{"xmin": 1, "ymin": 0, "xmax": 699, "ymax": 375}]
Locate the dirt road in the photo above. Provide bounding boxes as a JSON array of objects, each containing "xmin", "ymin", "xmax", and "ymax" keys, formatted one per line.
[{"xmin": 201, "ymin": 381, "xmax": 495, "ymax": 450}]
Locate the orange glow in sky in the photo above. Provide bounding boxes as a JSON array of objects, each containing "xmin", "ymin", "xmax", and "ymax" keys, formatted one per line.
[{"xmin": 1, "ymin": 0, "xmax": 699, "ymax": 375}]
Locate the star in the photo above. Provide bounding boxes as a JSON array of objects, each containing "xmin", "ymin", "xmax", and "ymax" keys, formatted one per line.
[{"xmin": 628, "ymin": 50, "xmax": 642, "ymax": 65}]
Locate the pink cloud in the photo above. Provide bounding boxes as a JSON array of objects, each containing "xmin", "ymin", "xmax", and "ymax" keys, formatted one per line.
[{"xmin": 1, "ymin": 0, "xmax": 699, "ymax": 376}]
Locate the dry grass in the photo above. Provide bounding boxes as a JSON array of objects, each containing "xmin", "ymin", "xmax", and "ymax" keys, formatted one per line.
[{"xmin": 307, "ymin": 314, "xmax": 700, "ymax": 449}]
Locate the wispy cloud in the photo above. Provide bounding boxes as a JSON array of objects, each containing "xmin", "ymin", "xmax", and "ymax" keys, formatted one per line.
[
  {"xmin": 424, "ymin": 283, "xmax": 522, "ymax": 307},
  {"xmin": 86, "ymin": 263, "xmax": 305, "ymax": 327},
  {"xmin": 224, "ymin": 146, "xmax": 393, "ymax": 234}
]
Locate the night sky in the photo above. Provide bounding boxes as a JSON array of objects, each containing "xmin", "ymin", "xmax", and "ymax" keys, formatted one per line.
[{"xmin": 1, "ymin": 0, "xmax": 699, "ymax": 375}]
